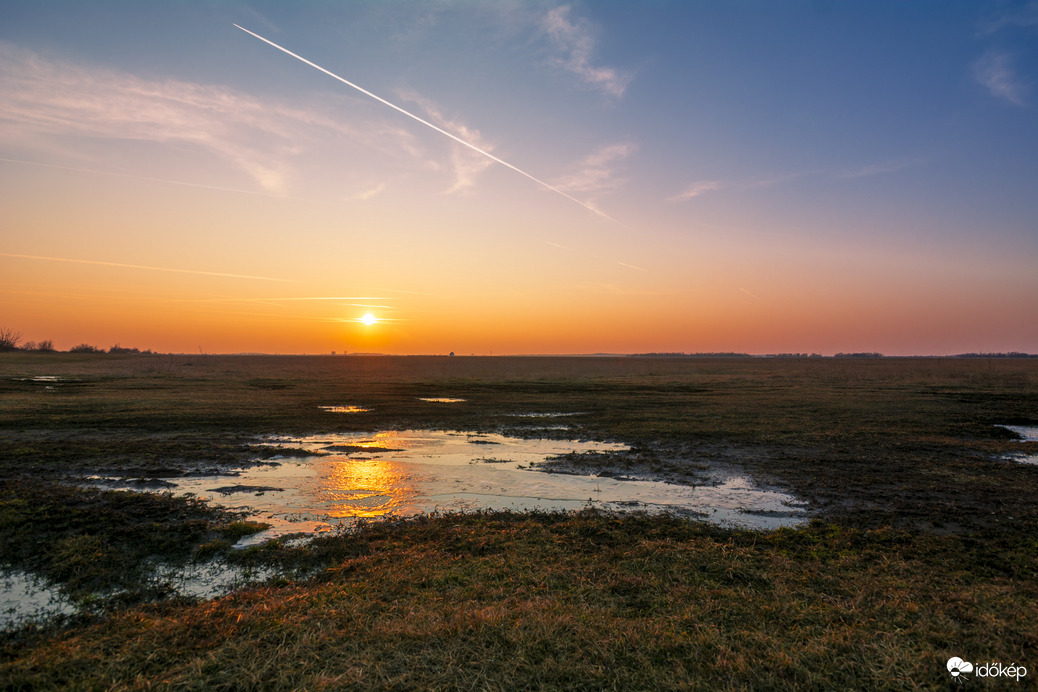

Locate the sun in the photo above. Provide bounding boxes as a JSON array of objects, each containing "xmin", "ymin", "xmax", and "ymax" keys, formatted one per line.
[{"xmin": 361, "ymin": 313, "xmax": 378, "ymax": 326}]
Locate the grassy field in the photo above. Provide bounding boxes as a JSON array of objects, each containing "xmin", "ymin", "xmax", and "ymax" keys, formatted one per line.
[{"xmin": 1, "ymin": 353, "xmax": 1037, "ymax": 689}]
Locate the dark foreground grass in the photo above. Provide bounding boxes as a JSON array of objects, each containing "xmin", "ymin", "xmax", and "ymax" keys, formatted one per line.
[
  {"xmin": 1, "ymin": 353, "xmax": 1037, "ymax": 688},
  {"xmin": 3, "ymin": 513, "xmax": 1035, "ymax": 690},
  {"xmin": 0, "ymin": 480, "xmax": 268, "ymax": 607}
]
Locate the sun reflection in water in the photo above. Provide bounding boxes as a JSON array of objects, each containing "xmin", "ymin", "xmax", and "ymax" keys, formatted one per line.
[
  {"xmin": 312, "ymin": 433, "xmax": 423, "ymax": 518},
  {"xmin": 153, "ymin": 431, "xmax": 809, "ymax": 542}
]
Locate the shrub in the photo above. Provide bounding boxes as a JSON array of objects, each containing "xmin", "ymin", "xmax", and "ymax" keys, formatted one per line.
[
  {"xmin": 23, "ymin": 339, "xmax": 55, "ymax": 352},
  {"xmin": 0, "ymin": 327, "xmax": 22, "ymax": 351},
  {"xmin": 68, "ymin": 343, "xmax": 102, "ymax": 353}
]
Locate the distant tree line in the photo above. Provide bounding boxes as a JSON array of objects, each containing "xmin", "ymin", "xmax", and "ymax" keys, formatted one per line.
[
  {"xmin": 762, "ymin": 353, "xmax": 825, "ymax": 358},
  {"xmin": 951, "ymin": 352, "xmax": 1038, "ymax": 358},
  {"xmin": 0, "ymin": 328, "xmax": 153, "ymax": 355},
  {"xmin": 833, "ymin": 352, "xmax": 885, "ymax": 358}
]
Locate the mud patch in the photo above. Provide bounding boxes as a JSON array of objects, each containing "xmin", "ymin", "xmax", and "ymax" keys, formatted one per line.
[{"xmin": 210, "ymin": 484, "xmax": 284, "ymax": 495}]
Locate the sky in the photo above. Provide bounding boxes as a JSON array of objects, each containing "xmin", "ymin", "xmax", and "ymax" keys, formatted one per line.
[{"xmin": 1, "ymin": 0, "xmax": 1036, "ymax": 355}]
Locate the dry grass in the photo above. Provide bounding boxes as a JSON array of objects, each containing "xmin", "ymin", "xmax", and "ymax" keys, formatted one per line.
[
  {"xmin": 3, "ymin": 514, "xmax": 1035, "ymax": 690},
  {"xmin": 1, "ymin": 353, "xmax": 1037, "ymax": 688}
]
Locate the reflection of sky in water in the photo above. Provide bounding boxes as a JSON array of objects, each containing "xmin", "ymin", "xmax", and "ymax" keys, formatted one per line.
[
  {"xmin": 998, "ymin": 425, "xmax": 1038, "ymax": 442},
  {"xmin": 997, "ymin": 425, "xmax": 1038, "ymax": 465},
  {"xmin": 161, "ymin": 431, "xmax": 807, "ymax": 542},
  {"xmin": 0, "ymin": 562, "xmax": 279, "ymax": 631},
  {"xmin": 0, "ymin": 570, "xmax": 76, "ymax": 630}
]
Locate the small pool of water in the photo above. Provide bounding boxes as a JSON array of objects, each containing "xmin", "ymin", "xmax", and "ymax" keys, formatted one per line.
[
  {"xmin": 418, "ymin": 397, "xmax": 466, "ymax": 403},
  {"xmin": 507, "ymin": 412, "xmax": 585, "ymax": 418},
  {"xmin": 318, "ymin": 405, "xmax": 370, "ymax": 413},
  {"xmin": 998, "ymin": 425, "xmax": 1038, "ymax": 442},
  {"xmin": 0, "ymin": 570, "xmax": 77, "ymax": 630},
  {"xmin": 996, "ymin": 425, "xmax": 1038, "ymax": 465},
  {"xmin": 0, "ymin": 561, "xmax": 281, "ymax": 632},
  {"xmin": 95, "ymin": 431, "xmax": 807, "ymax": 543}
]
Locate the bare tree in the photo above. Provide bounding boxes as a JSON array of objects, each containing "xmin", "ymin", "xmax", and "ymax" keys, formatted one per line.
[{"xmin": 0, "ymin": 328, "xmax": 22, "ymax": 351}]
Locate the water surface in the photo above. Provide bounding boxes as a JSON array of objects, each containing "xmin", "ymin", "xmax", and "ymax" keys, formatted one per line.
[
  {"xmin": 146, "ymin": 430, "xmax": 807, "ymax": 543},
  {"xmin": 998, "ymin": 425, "xmax": 1038, "ymax": 465}
]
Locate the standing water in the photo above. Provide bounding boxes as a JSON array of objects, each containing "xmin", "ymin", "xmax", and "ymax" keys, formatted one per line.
[{"xmin": 128, "ymin": 430, "xmax": 807, "ymax": 544}]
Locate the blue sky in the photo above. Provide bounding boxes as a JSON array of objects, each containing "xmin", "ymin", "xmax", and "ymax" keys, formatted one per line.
[{"xmin": 2, "ymin": 1, "xmax": 1036, "ymax": 354}]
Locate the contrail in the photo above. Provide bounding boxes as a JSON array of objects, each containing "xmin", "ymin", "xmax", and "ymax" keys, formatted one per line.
[
  {"xmin": 739, "ymin": 287, "xmax": 762, "ymax": 301},
  {"xmin": 0, "ymin": 253, "xmax": 292, "ymax": 282},
  {"xmin": 233, "ymin": 23, "xmax": 617, "ymax": 222}
]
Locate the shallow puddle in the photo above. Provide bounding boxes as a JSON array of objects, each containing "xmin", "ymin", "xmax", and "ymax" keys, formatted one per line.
[
  {"xmin": 418, "ymin": 397, "xmax": 466, "ymax": 403},
  {"xmin": 0, "ymin": 561, "xmax": 282, "ymax": 631},
  {"xmin": 507, "ymin": 412, "xmax": 584, "ymax": 418},
  {"xmin": 0, "ymin": 570, "xmax": 77, "ymax": 630},
  {"xmin": 112, "ymin": 431, "xmax": 806, "ymax": 543},
  {"xmin": 318, "ymin": 405, "xmax": 370, "ymax": 413},
  {"xmin": 997, "ymin": 425, "xmax": 1038, "ymax": 465},
  {"xmin": 153, "ymin": 560, "xmax": 279, "ymax": 600},
  {"xmin": 998, "ymin": 425, "xmax": 1038, "ymax": 442}
]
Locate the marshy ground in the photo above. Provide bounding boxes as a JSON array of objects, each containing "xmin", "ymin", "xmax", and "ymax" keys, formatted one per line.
[{"xmin": 1, "ymin": 353, "xmax": 1036, "ymax": 689}]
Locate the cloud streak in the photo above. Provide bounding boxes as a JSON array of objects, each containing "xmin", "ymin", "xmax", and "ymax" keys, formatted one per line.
[
  {"xmin": 0, "ymin": 253, "xmax": 292, "ymax": 282},
  {"xmin": 399, "ymin": 91, "xmax": 496, "ymax": 194},
  {"xmin": 0, "ymin": 157, "xmax": 295, "ymax": 199},
  {"xmin": 542, "ymin": 6, "xmax": 631, "ymax": 98},
  {"xmin": 0, "ymin": 42, "xmax": 418, "ymax": 194},
  {"xmin": 235, "ymin": 24, "xmax": 617, "ymax": 222},
  {"xmin": 553, "ymin": 142, "xmax": 635, "ymax": 197},
  {"xmin": 972, "ymin": 51, "xmax": 1028, "ymax": 106},
  {"xmin": 836, "ymin": 158, "xmax": 920, "ymax": 179},
  {"xmin": 669, "ymin": 180, "xmax": 725, "ymax": 202}
]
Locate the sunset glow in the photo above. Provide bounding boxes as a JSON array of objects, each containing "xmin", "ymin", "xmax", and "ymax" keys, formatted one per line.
[{"xmin": 2, "ymin": 2, "xmax": 1036, "ymax": 355}]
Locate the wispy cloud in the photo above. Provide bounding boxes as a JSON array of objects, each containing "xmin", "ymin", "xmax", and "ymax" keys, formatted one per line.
[
  {"xmin": 354, "ymin": 183, "xmax": 387, "ymax": 201},
  {"xmin": 0, "ymin": 252, "xmax": 292, "ymax": 282},
  {"xmin": 980, "ymin": 1, "xmax": 1038, "ymax": 35},
  {"xmin": 836, "ymin": 158, "xmax": 920, "ymax": 179},
  {"xmin": 234, "ymin": 25, "xmax": 617, "ymax": 221},
  {"xmin": 972, "ymin": 51, "xmax": 1028, "ymax": 106},
  {"xmin": 553, "ymin": 142, "xmax": 635, "ymax": 195},
  {"xmin": 668, "ymin": 180, "xmax": 725, "ymax": 202},
  {"xmin": 542, "ymin": 6, "xmax": 632, "ymax": 98},
  {"xmin": 399, "ymin": 91, "xmax": 496, "ymax": 194},
  {"xmin": 0, "ymin": 42, "xmax": 416, "ymax": 193}
]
